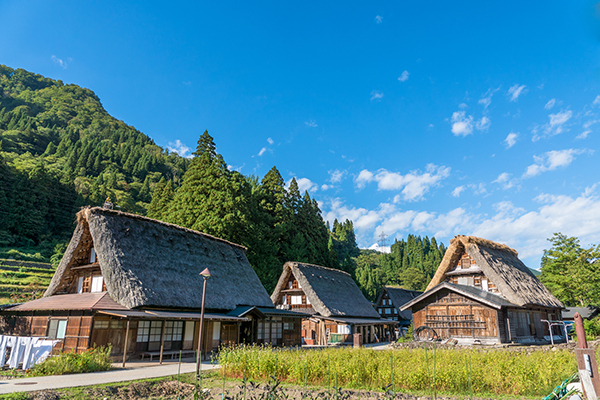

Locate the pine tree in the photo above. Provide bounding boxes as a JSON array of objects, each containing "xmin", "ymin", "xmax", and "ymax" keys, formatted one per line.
[{"xmin": 166, "ymin": 131, "xmax": 248, "ymax": 244}]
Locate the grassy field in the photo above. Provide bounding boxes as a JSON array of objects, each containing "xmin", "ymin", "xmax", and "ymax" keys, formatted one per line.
[
  {"xmin": 0, "ymin": 259, "xmax": 54, "ymax": 305},
  {"xmin": 218, "ymin": 345, "xmax": 579, "ymax": 398},
  {"xmin": 0, "ymin": 369, "xmax": 547, "ymax": 400}
]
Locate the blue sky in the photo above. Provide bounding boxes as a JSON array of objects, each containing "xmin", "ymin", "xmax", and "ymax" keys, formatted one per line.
[{"xmin": 2, "ymin": 1, "xmax": 600, "ymax": 268}]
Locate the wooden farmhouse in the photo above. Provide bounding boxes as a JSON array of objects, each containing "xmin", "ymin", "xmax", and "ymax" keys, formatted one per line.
[
  {"xmin": 0, "ymin": 206, "xmax": 304, "ymax": 360},
  {"xmin": 375, "ymin": 286, "xmax": 422, "ymax": 328},
  {"xmin": 400, "ymin": 235, "xmax": 564, "ymax": 344},
  {"xmin": 271, "ymin": 262, "xmax": 394, "ymax": 345}
]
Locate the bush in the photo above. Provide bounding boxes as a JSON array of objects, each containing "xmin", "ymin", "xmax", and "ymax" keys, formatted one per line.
[{"xmin": 29, "ymin": 346, "xmax": 112, "ymax": 376}]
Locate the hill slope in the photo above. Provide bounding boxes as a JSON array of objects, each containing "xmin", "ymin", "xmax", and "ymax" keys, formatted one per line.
[{"xmin": 0, "ymin": 65, "xmax": 190, "ymax": 259}]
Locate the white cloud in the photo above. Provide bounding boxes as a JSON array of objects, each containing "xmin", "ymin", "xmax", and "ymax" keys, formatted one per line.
[
  {"xmin": 51, "ymin": 55, "xmax": 68, "ymax": 69},
  {"xmin": 398, "ymin": 70, "xmax": 409, "ymax": 82},
  {"xmin": 493, "ymin": 172, "xmax": 515, "ymax": 189},
  {"xmin": 451, "ymin": 111, "xmax": 474, "ymax": 136},
  {"xmin": 579, "ymin": 119, "xmax": 599, "ymax": 139},
  {"xmin": 548, "ymin": 110, "xmax": 572, "ymax": 130},
  {"xmin": 167, "ymin": 140, "xmax": 193, "ymax": 158},
  {"xmin": 545, "ymin": 99, "xmax": 556, "ymax": 110},
  {"xmin": 355, "ymin": 164, "xmax": 451, "ymax": 201},
  {"xmin": 323, "ymin": 186, "xmax": 600, "ymax": 268},
  {"xmin": 374, "ymin": 15, "xmax": 383, "ymax": 24},
  {"xmin": 304, "ymin": 120, "xmax": 318, "ymax": 128},
  {"xmin": 258, "ymin": 147, "xmax": 268, "ymax": 156},
  {"xmin": 504, "ymin": 132, "xmax": 519, "ymax": 149},
  {"xmin": 478, "ymin": 87, "xmax": 499, "ymax": 109},
  {"xmin": 533, "ymin": 110, "xmax": 573, "ymax": 141},
  {"xmin": 475, "ymin": 116, "xmax": 491, "ymax": 131},
  {"xmin": 321, "ymin": 184, "xmax": 332, "ymax": 191},
  {"xmin": 471, "ymin": 187, "xmax": 600, "ymax": 263},
  {"xmin": 355, "ymin": 170, "xmax": 374, "ymax": 189},
  {"xmin": 295, "ymin": 177, "xmax": 318, "ymax": 193},
  {"xmin": 507, "ymin": 84, "xmax": 527, "ymax": 102},
  {"xmin": 329, "ymin": 169, "xmax": 347, "ymax": 184},
  {"xmin": 593, "ymin": 95, "xmax": 600, "ymax": 107},
  {"xmin": 577, "ymin": 130, "xmax": 592, "ymax": 140},
  {"xmin": 523, "ymin": 149, "xmax": 589, "ymax": 178},
  {"xmin": 368, "ymin": 243, "xmax": 391, "ymax": 253},
  {"xmin": 370, "ymin": 90, "xmax": 384, "ymax": 101},
  {"xmin": 452, "ymin": 186, "xmax": 465, "ymax": 197},
  {"xmin": 267, "ymin": 137, "xmax": 274, "ymax": 145}
]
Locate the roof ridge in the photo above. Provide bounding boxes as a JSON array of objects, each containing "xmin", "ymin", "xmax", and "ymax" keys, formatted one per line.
[
  {"xmin": 82, "ymin": 207, "xmax": 247, "ymax": 251},
  {"xmin": 291, "ymin": 261, "xmax": 352, "ymax": 277},
  {"xmin": 453, "ymin": 235, "xmax": 518, "ymax": 256}
]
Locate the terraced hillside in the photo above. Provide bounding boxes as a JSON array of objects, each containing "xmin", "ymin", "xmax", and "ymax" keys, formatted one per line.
[{"xmin": 0, "ymin": 259, "xmax": 55, "ymax": 305}]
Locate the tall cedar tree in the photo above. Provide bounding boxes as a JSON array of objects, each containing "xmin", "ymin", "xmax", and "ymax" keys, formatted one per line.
[
  {"xmin": 165, "ymin": 131, "xmax": 248, "ymax": 244},
  {"xmin": 146, "ymin": 178, "xmax": 174, "ymax": 220}
]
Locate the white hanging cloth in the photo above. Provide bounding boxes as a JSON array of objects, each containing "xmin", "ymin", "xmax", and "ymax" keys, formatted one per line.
[
  {"xmin": 0, "ymin": 336, "xmax": 16, "ymax": 368},
  {"xmin": 9, "ymin": 336, "xmax": 31, "ymax": 369},
  {"xmin": 30, "ymin": 339, "xmax": 58, "ymax": 367},
  {"xmin": 22, "ymin": 337, "xmax": 41, "ymax": 370}
]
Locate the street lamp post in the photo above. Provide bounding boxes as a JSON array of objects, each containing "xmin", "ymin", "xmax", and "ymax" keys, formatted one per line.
[{"xmin": 196, "ymin": 267, "xmax": 212, "ymax": 379}]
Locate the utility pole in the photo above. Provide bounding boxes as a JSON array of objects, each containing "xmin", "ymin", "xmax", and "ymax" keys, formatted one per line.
[{"xmin": 378, "ymin": 231, "xmax": 388, "ymax": 251}]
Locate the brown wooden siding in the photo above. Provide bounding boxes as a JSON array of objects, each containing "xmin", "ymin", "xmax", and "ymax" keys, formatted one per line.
[{"xmin": 412, "ymin": 290, "xmax": 500, "ymax": 340}]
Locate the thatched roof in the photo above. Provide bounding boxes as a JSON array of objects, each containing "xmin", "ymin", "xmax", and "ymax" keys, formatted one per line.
[
  {"xmin": 44, "ymin": 207, "xmax": 273, "ymax": 310},
  {"xmin": 426, "ymin": 235, "xmax": 563, "ymax": 309},
  {"xmin": 378, "ymin": 286, "xmax": 422, "ymax": 321},
  {"xmin": 271, "ymin": 262, "xmax": 381, "ymax": 318}
]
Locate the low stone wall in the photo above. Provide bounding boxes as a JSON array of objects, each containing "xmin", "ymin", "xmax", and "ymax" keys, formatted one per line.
[
  {"xmin": 392, "ymin": 338, "xmax": 600, "ymax": 353},
  {"xmin": 0, "ymin": 259, "xmax": 53, "ymax": 270}
]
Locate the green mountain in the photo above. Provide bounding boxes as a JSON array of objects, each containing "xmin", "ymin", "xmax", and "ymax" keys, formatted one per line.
[
  {"xmin": 0, "ymin": 65, "xmax": 190, "ymax": 260},
  {"xmin": 0, "ymin": 65, "xmax": 359, "ymax": 293}
]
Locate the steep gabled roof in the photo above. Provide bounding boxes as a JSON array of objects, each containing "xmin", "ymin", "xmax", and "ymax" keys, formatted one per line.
[
  {"xmin": 378, "ymin": 286, "xmax": 422, "ymax": 320},
  {"xmin": 44, "ymin": 207, "xmax": 274, "ymax": 310},
  {"xmin": 426, "ymin": 235, "xmax": 563, "ymax": 309},
  {"xmin": 271, "ymin": 262, "xmax": 381, "ymax": 318},
  {"xmin": 400, "ymin": 282, "xmax": 518, "ymax": 311}
]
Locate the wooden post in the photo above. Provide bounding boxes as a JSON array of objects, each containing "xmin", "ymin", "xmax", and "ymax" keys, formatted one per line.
[
  {"xmin": 122, "ymin": 319, "xmax": 130, "ymax": 368},
  {"xmin": 159, "ymin": 320, "xmax": 166, "ymax": 364},
  {"xmin": 575, "ymin": 312, "xmax": 600, "ymax": 400}
]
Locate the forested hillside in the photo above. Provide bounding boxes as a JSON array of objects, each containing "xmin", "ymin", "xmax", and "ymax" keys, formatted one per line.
[
  {"xmin": 0, "ymin": 65, "xmax": 368, "ymax": 293},
  {"xmin": 0, "ymin": 65, "xmax": 190, "ymax": 261},
  {"xmin": 355, "ymin": 235, "xmax": 446, "ymax": 301}
]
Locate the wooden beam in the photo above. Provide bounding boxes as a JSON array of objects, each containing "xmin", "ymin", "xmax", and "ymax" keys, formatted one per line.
[
  {"xmin": 122, "ymin": 319, "xmax": 130, "ymax": 368},
  {"xmin": 159, "ymin": 321, "xmax": 166, "ymax": 364}
]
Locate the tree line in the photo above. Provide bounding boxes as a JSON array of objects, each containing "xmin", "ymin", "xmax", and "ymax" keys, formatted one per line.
[
  {"xmin": 144, "ymin": 131, "xmax": 360, "ymax": 292},
  {"xmin": 0, "ymin": 65, "xmax": 360, "ymax": 292}
]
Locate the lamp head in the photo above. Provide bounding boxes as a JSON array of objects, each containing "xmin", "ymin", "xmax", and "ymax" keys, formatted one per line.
[{"xmin": 200, "ymin": 268, "xmax": 212, "ymax": 279}]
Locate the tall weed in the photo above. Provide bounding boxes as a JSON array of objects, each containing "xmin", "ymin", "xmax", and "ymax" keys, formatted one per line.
[{"xmin": 218, "ymin": 344, "xmax": 578, "ymax": 397}]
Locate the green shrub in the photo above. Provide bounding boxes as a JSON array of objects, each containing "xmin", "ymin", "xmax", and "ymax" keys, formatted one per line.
[{"xmin": 29, "ymin": 346, "xmax": 112, "ymax": 376}]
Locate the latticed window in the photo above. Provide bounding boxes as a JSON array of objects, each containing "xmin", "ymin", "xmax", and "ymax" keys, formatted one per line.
[
  {"xmin": 94, "ymin": 320, "xmax": 109, "ymax": 329},
  {"xmin": 461, "ymin": 258, "xmax": 471, "ymax": 269},
  {"xmin": 164, "ymin": 321, "xmax": 184, "ymax": 341},
  {"xmin": 257, "ymin": 321, "xmax": 264, "ymax": 340},
  {"xmin": 149, "ymin": 321, "xmax": 163, "ymax": 342},
  {"xmin": 137, "ymin": 321, "xmax": 150, "ymax": 342}
]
